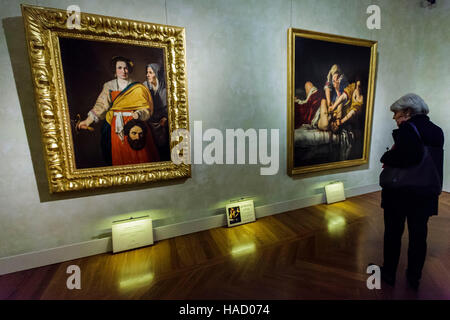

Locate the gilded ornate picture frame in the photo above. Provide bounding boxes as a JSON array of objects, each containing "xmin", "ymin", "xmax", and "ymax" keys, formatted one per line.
[
  {"xmin": 287, "ymin": 28, "xmax": 377, "ymax": 175},
  {"xmin": 22, "ymin": 5, "xmax": 190, "ymax": 193}
]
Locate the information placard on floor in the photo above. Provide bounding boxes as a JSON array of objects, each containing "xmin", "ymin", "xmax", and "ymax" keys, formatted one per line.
[{"xmin": 226, "ymin": 199, "xmax": 256, "ymax": 227}]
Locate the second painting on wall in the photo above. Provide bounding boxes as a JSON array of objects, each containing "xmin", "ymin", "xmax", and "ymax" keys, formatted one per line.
[
  {"xmin": 22, "ymin": 5, "xmax": 190, "ymax": 193},
  {"xmin": 287, "ymin": 28, "xmax": 377, "ymax": 175}
]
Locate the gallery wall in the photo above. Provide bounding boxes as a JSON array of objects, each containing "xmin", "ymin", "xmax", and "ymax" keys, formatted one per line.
[
  {"xmin": 413, "ymin": 1, "xmax": 450, "ymax": 191},
  {"xmin": 0, "ymin": 0, "xmax": 448, "ymax": 259}
]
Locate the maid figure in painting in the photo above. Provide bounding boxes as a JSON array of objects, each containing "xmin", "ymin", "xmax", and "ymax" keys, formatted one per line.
[
  {"xmin": 143, "ymin": 63, "xmax": 170, "ymax": 161},
  {"xmin": 77, "ymin": 56, "xmax": 160, "ymax": 166}
]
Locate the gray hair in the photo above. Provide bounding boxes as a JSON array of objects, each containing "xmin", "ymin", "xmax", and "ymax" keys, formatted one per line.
[{"xmin": 389, "ymin": 93, "xmax": 429, "ymax": 115}]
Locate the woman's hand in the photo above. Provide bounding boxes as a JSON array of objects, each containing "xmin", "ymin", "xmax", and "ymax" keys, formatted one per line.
[
  {"xmin": 330, "ymin": 120, "xmax": 340, "ymax": 133},
  {"xmin": 396, "ymin": 116, "xmax": 408, "ymax": 127},
  {"xmin": 159, "ymin": 117, "xmax": 168, "ymax": 127},
  {"xmin": 77, "ymin": 117, "xmax": 94, "ymax": 130}
]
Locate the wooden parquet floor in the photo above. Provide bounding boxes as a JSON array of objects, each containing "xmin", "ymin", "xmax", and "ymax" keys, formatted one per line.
[{"xmin": 1, "ymin": 191, "xmax": 449, "ymax": 300}]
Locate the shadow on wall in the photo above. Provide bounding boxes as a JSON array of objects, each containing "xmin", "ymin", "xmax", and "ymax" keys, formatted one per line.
[{"xmin": 2, "ymin": 16, "xmax": 188, "ymax": 203}]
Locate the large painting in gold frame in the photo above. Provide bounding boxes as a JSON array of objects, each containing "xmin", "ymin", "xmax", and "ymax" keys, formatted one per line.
[
  {"xmin": 22, "ymin": 5, "xmax": 190, "ymax": 193},
  {"xmin": 287, "ymin": 28, "xmax": 377, "ymax": 175}
]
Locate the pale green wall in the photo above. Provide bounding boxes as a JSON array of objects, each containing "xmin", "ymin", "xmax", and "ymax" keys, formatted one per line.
[
  {"xmin": 0, "ymin": 0, "xmax": 447, "ymax": 258},
  {"xmin": 412, "ymin": 0, "xmax": 450, "ymax": 191}
]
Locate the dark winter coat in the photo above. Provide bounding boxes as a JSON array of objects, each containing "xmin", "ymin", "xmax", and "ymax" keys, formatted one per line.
[{"xmin": 380, "ymin": 114, "xmax": 444, "ymax": 216}]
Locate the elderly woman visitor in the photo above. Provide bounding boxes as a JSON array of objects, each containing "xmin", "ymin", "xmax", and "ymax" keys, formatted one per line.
[{"xmin": 377, "ymin": 93, "xmax": 444, "ymax": 290}]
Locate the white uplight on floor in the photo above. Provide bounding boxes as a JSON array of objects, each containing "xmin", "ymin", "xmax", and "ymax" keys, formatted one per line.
[{"xmin": 324, "ymin": 181, "xmax": 346, "ymax": 204}]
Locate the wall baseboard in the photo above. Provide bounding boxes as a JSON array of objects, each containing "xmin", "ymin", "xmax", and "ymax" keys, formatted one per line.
[
  {"xmin": 0, "ymin": 238, "xmax": 112, "ymax": 276},
  {"xmin": 0, "ymin": 184, "xmax": 380, "ymax": 276}
]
